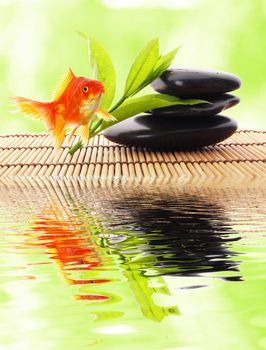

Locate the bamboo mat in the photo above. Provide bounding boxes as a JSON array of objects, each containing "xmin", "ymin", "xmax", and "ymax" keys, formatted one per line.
[{"xmin": 0, "ymin": 130, "xmax": 265, "ymax": 184}]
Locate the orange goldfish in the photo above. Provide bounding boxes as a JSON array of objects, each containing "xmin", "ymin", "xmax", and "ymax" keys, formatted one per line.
[{"xmin": 12, "ymin": 68, "xmax": 115, "ymax": 151}]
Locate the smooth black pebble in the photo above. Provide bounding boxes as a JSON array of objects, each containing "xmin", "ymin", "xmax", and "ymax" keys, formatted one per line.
[
  {"xmin": 151, "ymin": 69, "xmax": 242, "ymax": 98},
  {"xmin": 148, "ymin": 94, "xmax": 240, "ymax": 118},
  {"xmin": 103, "ymin": 114, "xmax": 238, "ymax": 150}
]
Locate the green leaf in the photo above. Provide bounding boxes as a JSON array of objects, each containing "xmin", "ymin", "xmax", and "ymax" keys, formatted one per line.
[
  {"xmin": 97, "ymin": 94, "xmax": 206, "ymax": 135},
  {"xmin": 111, "ymin": 94, "xmax": 206, "ymax": 122},
  {"xmin": 150, "ymin": 46, "xmax": 180, "ymax": 81},
  {"xmin": 88, "ymin": 36, "xmax": 116, "ymax": 110},
  {"xmin": 76, "ymin": 30, "xmax": 88, "ymax": 40},
  {"xmin": 123, "ymin": 38, "xmax": 159, "ymax": 99},
  {"xmin": 127, "ymin": 47, "xmax": 180, "ymax": 97}
]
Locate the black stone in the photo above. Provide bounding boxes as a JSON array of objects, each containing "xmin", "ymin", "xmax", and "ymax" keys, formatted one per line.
[
  {"xmin": 151, "ymin": 69, "xmax": 242, "ymax": 98},
  {"xmin": 148, "ymin": 94, "xmax": 240, "ymax": 118},
  {"xmin": 103, "ymin": 114, "xmax": 238, "ymax": 150}
]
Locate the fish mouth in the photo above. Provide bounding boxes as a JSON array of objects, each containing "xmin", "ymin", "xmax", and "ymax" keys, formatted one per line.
[
  {"xmin": 80, "ymin": 93, "xmax": 103, "ymax": 115},
  {"xmin": 87, "ymin": 92, "xmax": 102, "ymax": 106}
]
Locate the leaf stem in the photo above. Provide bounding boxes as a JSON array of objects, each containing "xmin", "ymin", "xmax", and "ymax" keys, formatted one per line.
[
  {"xmin": 90, "ymin": 119, "xmax": 103, "ymax": 137},
  {"xmin": 109, "ymin": 96, "xmax": 127, "ymax": 113},
  {"xmin": 68, "ymin": 140, "xmax": 83, "ymax": 156}
]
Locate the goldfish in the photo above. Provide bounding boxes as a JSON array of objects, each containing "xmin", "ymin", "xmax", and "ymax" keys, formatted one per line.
[{"xmin": 12, "ymin": 68, "xmax": 115, "ymax": 151}]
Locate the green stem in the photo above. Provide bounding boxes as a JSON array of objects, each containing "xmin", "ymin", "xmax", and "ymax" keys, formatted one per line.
[
  {"xmin": 108, "ymin": 96, "xmax": 127, "ymax": 113},
  {"xmin": 90, "ymin": 119, "xmax": 103, "ymax": 137},
  {"xmin": 68, "ymin": 140, "xmax": 83, "ymax": 156}
]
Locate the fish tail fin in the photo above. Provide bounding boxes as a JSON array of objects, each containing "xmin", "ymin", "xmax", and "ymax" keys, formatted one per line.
[
  {"xmin": 11, "ymin": 96, "xmax": 43, "ymax": 118},
  {"xmin": 95, "ymin": 108, "xmax": 116, "ymax": 122},
  {"xmin": 11, "ymin": 96, "xmax": 66, "ymax": 151},
  {"xmin": 11, "ymin": 96, "xmax": 56, "ymax": 131}
]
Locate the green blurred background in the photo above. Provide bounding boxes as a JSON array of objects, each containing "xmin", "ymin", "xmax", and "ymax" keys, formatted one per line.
[{"xmin": 0, "ymin": 0, "xmax": 265, "ymax": 134}]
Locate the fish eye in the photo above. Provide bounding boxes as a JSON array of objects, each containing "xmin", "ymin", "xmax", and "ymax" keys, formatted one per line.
[{"xmin": 83, "ymin": 86, "xmax": 89, "ymax": 93}]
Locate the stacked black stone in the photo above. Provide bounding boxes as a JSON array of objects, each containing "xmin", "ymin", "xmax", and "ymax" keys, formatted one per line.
[{"xmin": 103, "ymin": 69, "xmax": 241, "ymax": 150}]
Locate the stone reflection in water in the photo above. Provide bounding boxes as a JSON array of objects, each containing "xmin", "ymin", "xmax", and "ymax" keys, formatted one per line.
[{"xmin": 105, "ymin": 193, "xmax": 242, "ymax": 281}]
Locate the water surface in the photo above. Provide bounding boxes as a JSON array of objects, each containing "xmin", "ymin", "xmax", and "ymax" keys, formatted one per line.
[{"xmin": 0, "ymin": 181, "xmax": 266, "ymax": 350}]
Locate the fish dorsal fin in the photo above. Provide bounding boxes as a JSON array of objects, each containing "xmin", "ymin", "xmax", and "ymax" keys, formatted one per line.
[{"xmin": 53, "ymin": 68, "xmax": 76, "ymax": 100}]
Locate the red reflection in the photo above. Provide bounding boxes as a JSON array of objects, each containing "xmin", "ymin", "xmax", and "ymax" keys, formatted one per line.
[
  {"xmin": 68, "ymin": 279, "xmax": 110, "ymax": 285},
  {"xmin": 74, "ymin": 295, "xmax": 109, "ymax": 301},
  {"xmin": 31, "ymin": 215, "xmax": 110, "ymax": 300},
  {"xmin": 33, "ymin": 219, "xmax": 98, "ymax": 269}
]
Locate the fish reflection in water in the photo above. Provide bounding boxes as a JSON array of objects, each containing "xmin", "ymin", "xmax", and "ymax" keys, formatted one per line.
[{"xmin": 31, "ymin": 211, "xmax": 112, "ymax": 301}]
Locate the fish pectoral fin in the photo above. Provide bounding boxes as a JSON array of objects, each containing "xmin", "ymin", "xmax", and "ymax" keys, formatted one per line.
[
  {"xmin": 51, "ymin": 113, "xmax": 66, "ymax": 151},
  {"xmin": 95, "ymin": 109, "xmax": 116, "ymax": 122},
  {"xmin": 79, "ymin": 124, "xmax": 90, "ymax": 144}
]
